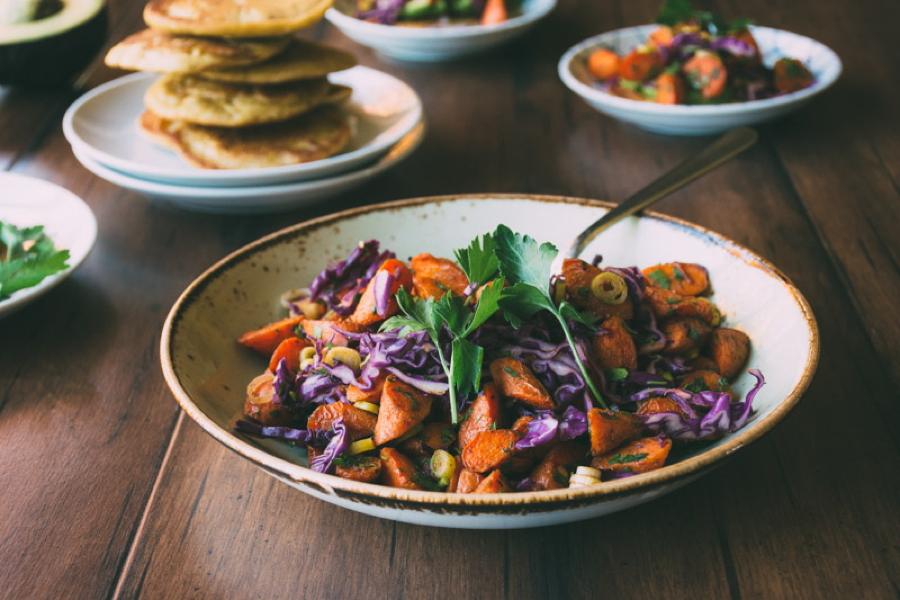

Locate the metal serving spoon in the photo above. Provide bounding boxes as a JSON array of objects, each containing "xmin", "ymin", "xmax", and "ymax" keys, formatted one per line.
[{"xmin": 565, "ymin": 126, "xmax": 759, "ymax": 259}]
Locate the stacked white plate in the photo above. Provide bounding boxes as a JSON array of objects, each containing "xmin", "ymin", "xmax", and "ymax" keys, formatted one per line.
[{"xmin": 63, "ymin": 66, "xmax": 424, "ymax": 214}]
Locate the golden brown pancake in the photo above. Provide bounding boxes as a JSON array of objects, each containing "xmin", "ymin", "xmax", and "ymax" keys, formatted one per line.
[
  {"xmin": 143, "ymin": 74, "xmax": 338, "ymax": 127},
  {"xmin": 143, "ymin": 0, "xmax": 334, "ymax": 38},
  {"xmin": 138, "ymin": 107, "xmax": 352, "ymax": 169},
  {"xmin": 104, "ymin": 28, "xmax": 290, "ymax": 73},
  {"xmin": 198, "ymin": 39, "xmax": 356, "ymax": 84}
]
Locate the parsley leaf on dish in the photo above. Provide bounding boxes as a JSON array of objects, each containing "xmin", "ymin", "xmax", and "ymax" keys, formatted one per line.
[
  {"xmin": 454, "ymin": 232, "xmax": 500, "ymax": 287},
  {"xmin": 491, "ymin": 224, "xmax": 607, "ymax": 409},
  {"xmin": 0, "ymin": 222, "xmax": 69, "ymax": 299}
]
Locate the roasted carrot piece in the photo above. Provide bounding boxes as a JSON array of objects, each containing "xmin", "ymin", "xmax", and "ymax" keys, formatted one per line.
[
  {"xmin": 655, "ymin": 72, "xmax": 686, "ymax": 105},
  {"xmin": 472, "ymin": 469, "xmax": 513, "ymax": 494},
  {"xmin": 489, "ymin": 357, "xmax": 554, "ymax": 410},
  {"xmin": 619, "ymin": 47, "xmax": 663, "ymax": 81},
  {"xmin": 348, "ymin": 258, "xmax": 414, "ymax": 327},
  {"xmin": 593, "ymin": 316, "xmax": 638, "ymax": 370},
  {"xmin": 410, "ymin": 253, "xmax": 469, "ymax": 300},
  {"xmin": 461, "ymin": 429, "xmax": 521, "ymax": 473},
  {"xmin": 678, "ymin": 369, "xmax": 731, "ymax": 394},
  {"xmin": 587, "ymin": 47, "xmax": 621, "ymax": 80},
  {"xmin": 455, "ymin": 469, "xmax": 484, "ymax": 493},
  {"xmin": 398, "ymin": 422, "xmax": 456, "ymax": 457},
  {"xmin": 480, "ymin": 0, "xmax": 506, "ymax": 25},
  {"xmin": 773, "ymin": 58, "xmax": 813, "ymax": 93},
  {"xmin": 308, "ymin": 402, "xmax": 378, "ymax": 440},
  {"xmin": 335, "ymin": 456, "xmax": 382, "ymax": 483},
  {"xmin": 648, "ymin": 25, "xmax": 674, "ymax": 47},
  {"xmin": 682, "ymin": 50, "xmax": 728, "ymax": 99},
  {"xmin": 529, "ymin": 441, "xmax": 589, "ymax": 491},
  {"xmin": 643, "ymin": 262, "xmax": 710, "ymax": 296},
  {"xmin": 511, "ymin": 414, "xmax": 535, "ymax": 435},
  {"xmin": 243, "ymin": 372, "xmax": 292, "ymax": 426},
  {"xmin": 379, "ymin": 448, "xmax": 424, "ymax": 490},
  {"xmin": 645, "ymin": 286, "xmax": 720, "ymax": 325},
  {"xmin": 562, "ymin": 258, "xmax": 634, "ymax": 321},
  {"xmin": 587, "ymin": 408, "xmax": 644, "ymax": 456},
  {"xmin": 373, "ymin": 376, "xmax": 433, "ymax": 446},
  {"xmin": 592, "ymin": 436, "xmax": 673, "ymax": 474},
  {"xmin": 637, "ymin": 396, "xmax": 688, "ymax": 416},
  {"xmin": 660, "ymin": 317, "xmax": 713, "ymax": 356},
  {"xmin": 301, "ymin": 318, "xmax": 364, "ymax": 347},
  {"xmin": 708, "ymin": 327, "xmax": 751, "ymax": 379},
  {"xmin": 458, "ymin": 382, "xmax": 504, "ymax": 449},
  {"xmin": 346, "ymin": 374, "xmax": 386, "ymax": 405},
  {"xmin": 237, "ymin": 315, "xmax": 306, "ymax": 356},
  {"xmin": 267, "ymin": 336, "xmax": 313, "ymax": 373}
]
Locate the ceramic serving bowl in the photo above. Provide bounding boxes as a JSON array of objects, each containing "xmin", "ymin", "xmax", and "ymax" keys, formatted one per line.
[
  {"xmin": 559, "ymin": 25, "xmax": 842, "ymax": 135},
  {"xmin": 161, "ymin": 194, "xmax": 818, "ymax": 528},
  {"xmin": 325, "ymin": 0, "xmax": 556, "ymax": 62}
]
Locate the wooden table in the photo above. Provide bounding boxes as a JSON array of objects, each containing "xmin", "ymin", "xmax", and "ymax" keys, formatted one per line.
[{"xmin": 2, "ymin": 0, "xmax": 898, "ymax": 598}]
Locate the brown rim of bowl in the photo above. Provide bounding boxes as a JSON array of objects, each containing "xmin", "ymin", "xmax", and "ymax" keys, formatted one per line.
[{"xmin": 160, "ymin": 193, "xmax": 820, "ymax": 510}]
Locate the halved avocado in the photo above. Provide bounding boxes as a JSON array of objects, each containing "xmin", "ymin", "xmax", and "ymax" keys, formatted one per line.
[{"xmin": 0, "ymin": 0, "xmax": 106, "ymax": 86}]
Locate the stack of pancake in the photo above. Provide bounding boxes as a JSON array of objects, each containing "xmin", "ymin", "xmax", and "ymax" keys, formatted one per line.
[{"xmin": 104, "ymin": 0, "xmax": 359, "ymax": 169}]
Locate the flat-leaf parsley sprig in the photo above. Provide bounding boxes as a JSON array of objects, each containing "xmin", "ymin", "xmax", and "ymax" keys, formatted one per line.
[
  {"xmin": 0, "ymin": 222, "xmax": 70, "ymax": 299},
  {"xmin": 491, "ymin": 224, "xmax": 608, "ymax": 409}
]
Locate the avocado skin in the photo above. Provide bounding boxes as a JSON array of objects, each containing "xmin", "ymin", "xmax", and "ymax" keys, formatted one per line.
[{"xmin": 0, "ymin": 4, "xmax": 107, "ymax": 87}]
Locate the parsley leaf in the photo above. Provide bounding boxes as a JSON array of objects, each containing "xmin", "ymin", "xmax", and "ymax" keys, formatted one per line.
[
  {"xmin": 454, "ymin": 232, "xmax": 499, "ymax": 286},
  {"xmin": 491, "ymin": 225, "xmax": 607, "ymax": 409},
  {"xmin": 0, "ymin": 222, "xmax": 70, "ymax": 299}
]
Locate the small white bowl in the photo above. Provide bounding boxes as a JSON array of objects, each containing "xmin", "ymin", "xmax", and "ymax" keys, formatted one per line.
[
  {"xmin": 161, "ymin": 194, "xmax": 819, "ymax": 529},
  {"xmin": 326, "ymin": 0, "xmax": 556, "ymax": 62},
  {"xmin": 559, "ymin": 25, "xmax": 842, "ymax": 135},
  {"xmin": 0, "ymin": 173, "xmax": 97, "ymax": 317}
]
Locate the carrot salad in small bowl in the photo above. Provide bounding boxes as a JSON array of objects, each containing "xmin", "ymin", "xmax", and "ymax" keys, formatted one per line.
[{"xmin": 585, "ymin": 0, "xmax": 814, "ymax": 105}]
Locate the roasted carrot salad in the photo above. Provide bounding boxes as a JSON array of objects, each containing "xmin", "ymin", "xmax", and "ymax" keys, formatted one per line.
[
  {"xmin": 586, "ymin": 0, "xmax": 815, "ymax": 105},
  {"xmin": 354, "ymin": 0, "xmax": 520, "ymax": 26},
  {"xmin": 234, "ymin": 226, "xmax": 764, "ymax": 493}
]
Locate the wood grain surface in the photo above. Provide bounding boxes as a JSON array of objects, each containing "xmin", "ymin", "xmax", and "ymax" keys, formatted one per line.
[{"xmin": 1, "ymin": 0, "xmax": 898, "ymax": 598}]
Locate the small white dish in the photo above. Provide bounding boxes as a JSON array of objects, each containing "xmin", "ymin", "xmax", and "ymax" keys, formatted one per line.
[
  {"xmin": 559, "ymin": 25, "xmax": 842, "ymax": 135},
  {"xmin": 62, "ymin": 67, "xmax": 423, "ymax": 187},
  {"xmin": 161, "ymin": 194, "xmax": 818, "ymax": 529},
  {"xmin": 325, "ymin": 0, "xmax": 556, "ymax": 62},
  {"xmin": 0, "ymin": 173, "xmax": 97, "ymax": 316},
  {"xmin": 73, "ymin": 122, "xmax": 424, "ymax": 214}
]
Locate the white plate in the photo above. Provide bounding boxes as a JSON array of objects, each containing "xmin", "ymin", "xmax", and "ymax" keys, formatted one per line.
[
  {"xmin": 62, "ymin": 67, "xmax": 423, "ymax": 187},
  {"xmin": 73, "ymin": 122, "xmax": 424, "ymax": 214},
  {"xmin": 0, "ymin": 173, "xmax": 97, "ymax": 316},
  {"xmin": 161, "ymin": 194, "xmax": 819, "ymax": 529},
  {"xmin": 325, "ymin": 0, "xmax": 556, "ymax": 62},
  {"xmin": 559, "ymin": 25, "xmax": 842, "ymax": 135}
]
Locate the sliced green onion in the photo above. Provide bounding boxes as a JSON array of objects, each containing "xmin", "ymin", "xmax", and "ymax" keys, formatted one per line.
[
  {"xmin": 591, "ymin": 272, "xmax": 628, "ymax": 305},
  {"xmin": 353, "ymin": 401, "xmax": 380, "ymax": 415},
  {"xmin": 430, "ymin": 449, "xmax": 457, "ymax": 483},
  {"xmin": 348, "ymin": 438, "xmax": 376, "ymax": 455}
]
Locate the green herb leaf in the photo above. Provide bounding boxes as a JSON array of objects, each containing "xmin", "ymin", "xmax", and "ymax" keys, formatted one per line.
[
  {"xmin": 454, "ymin": 232, "xmax": 499, "ymax": 286},
  {"xmin": 647, "ymin": 268, "xmax": 670, "ymax": 289},
  {"xmin": 607, "ymin": 453, "xmax": 649, "ymax": 465},
  {"xmin": 492, "ymin": 224, "xmax": 556, "ymax": 290},
  {"xmin": 451, "ymin": 337, "xmax": 483, "ymax": 400},
  {"xmin": 0, "ymin": 222, "xmax": 70, "ymax": 299},
  {"xmin": 605, "ymin": 368, "xmax": 629, "ymax": 382},
  {"xmin": 463, "ymin": 277, "xmax": 503, "ymax": 336}
]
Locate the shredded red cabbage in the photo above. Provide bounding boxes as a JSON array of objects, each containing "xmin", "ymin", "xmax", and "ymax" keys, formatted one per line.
[
  {"xmin": 310, "ymin": 419, "xmax": 349, "ymax": 474},
  {"xmin": 234, "ymin": 419, "xmax": 329, "ymax": 445},
  {"xmin": 308, "ymin": 240, "xmax": 395, "ymax": 316},
  {"xmin": 515, "ymin": 411, "xmax": 559, "ymax": 450},
  {"xmin": 635, "ymin": 370, "xmax": 764, "ymax": 440}
]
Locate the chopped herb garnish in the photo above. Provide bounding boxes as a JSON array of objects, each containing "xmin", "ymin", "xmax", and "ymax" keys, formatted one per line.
[
  {"xmin": 607, "ymin": 453, "xmax": 648, "ymax": 465},
  {"xmin": 0, "ymin": 221, "xmax": 70, "ymax": 299},
  {"xmin": 647, "ymin": 269, "xmax": 670, "ymax": 289},
  {"xmin": 503, "ymin": 365, "xmax": 521, "ymax": 378}
]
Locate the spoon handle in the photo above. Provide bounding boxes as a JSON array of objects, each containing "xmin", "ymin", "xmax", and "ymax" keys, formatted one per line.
[{"xmin": 565, "ymin": 126, "xmax": 759, "ymax": 259}]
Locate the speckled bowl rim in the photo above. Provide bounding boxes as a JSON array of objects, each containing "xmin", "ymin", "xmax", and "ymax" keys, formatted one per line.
[{"xmin": 161, "ymin": 193, "xmax": 819, "ymax": 513}]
